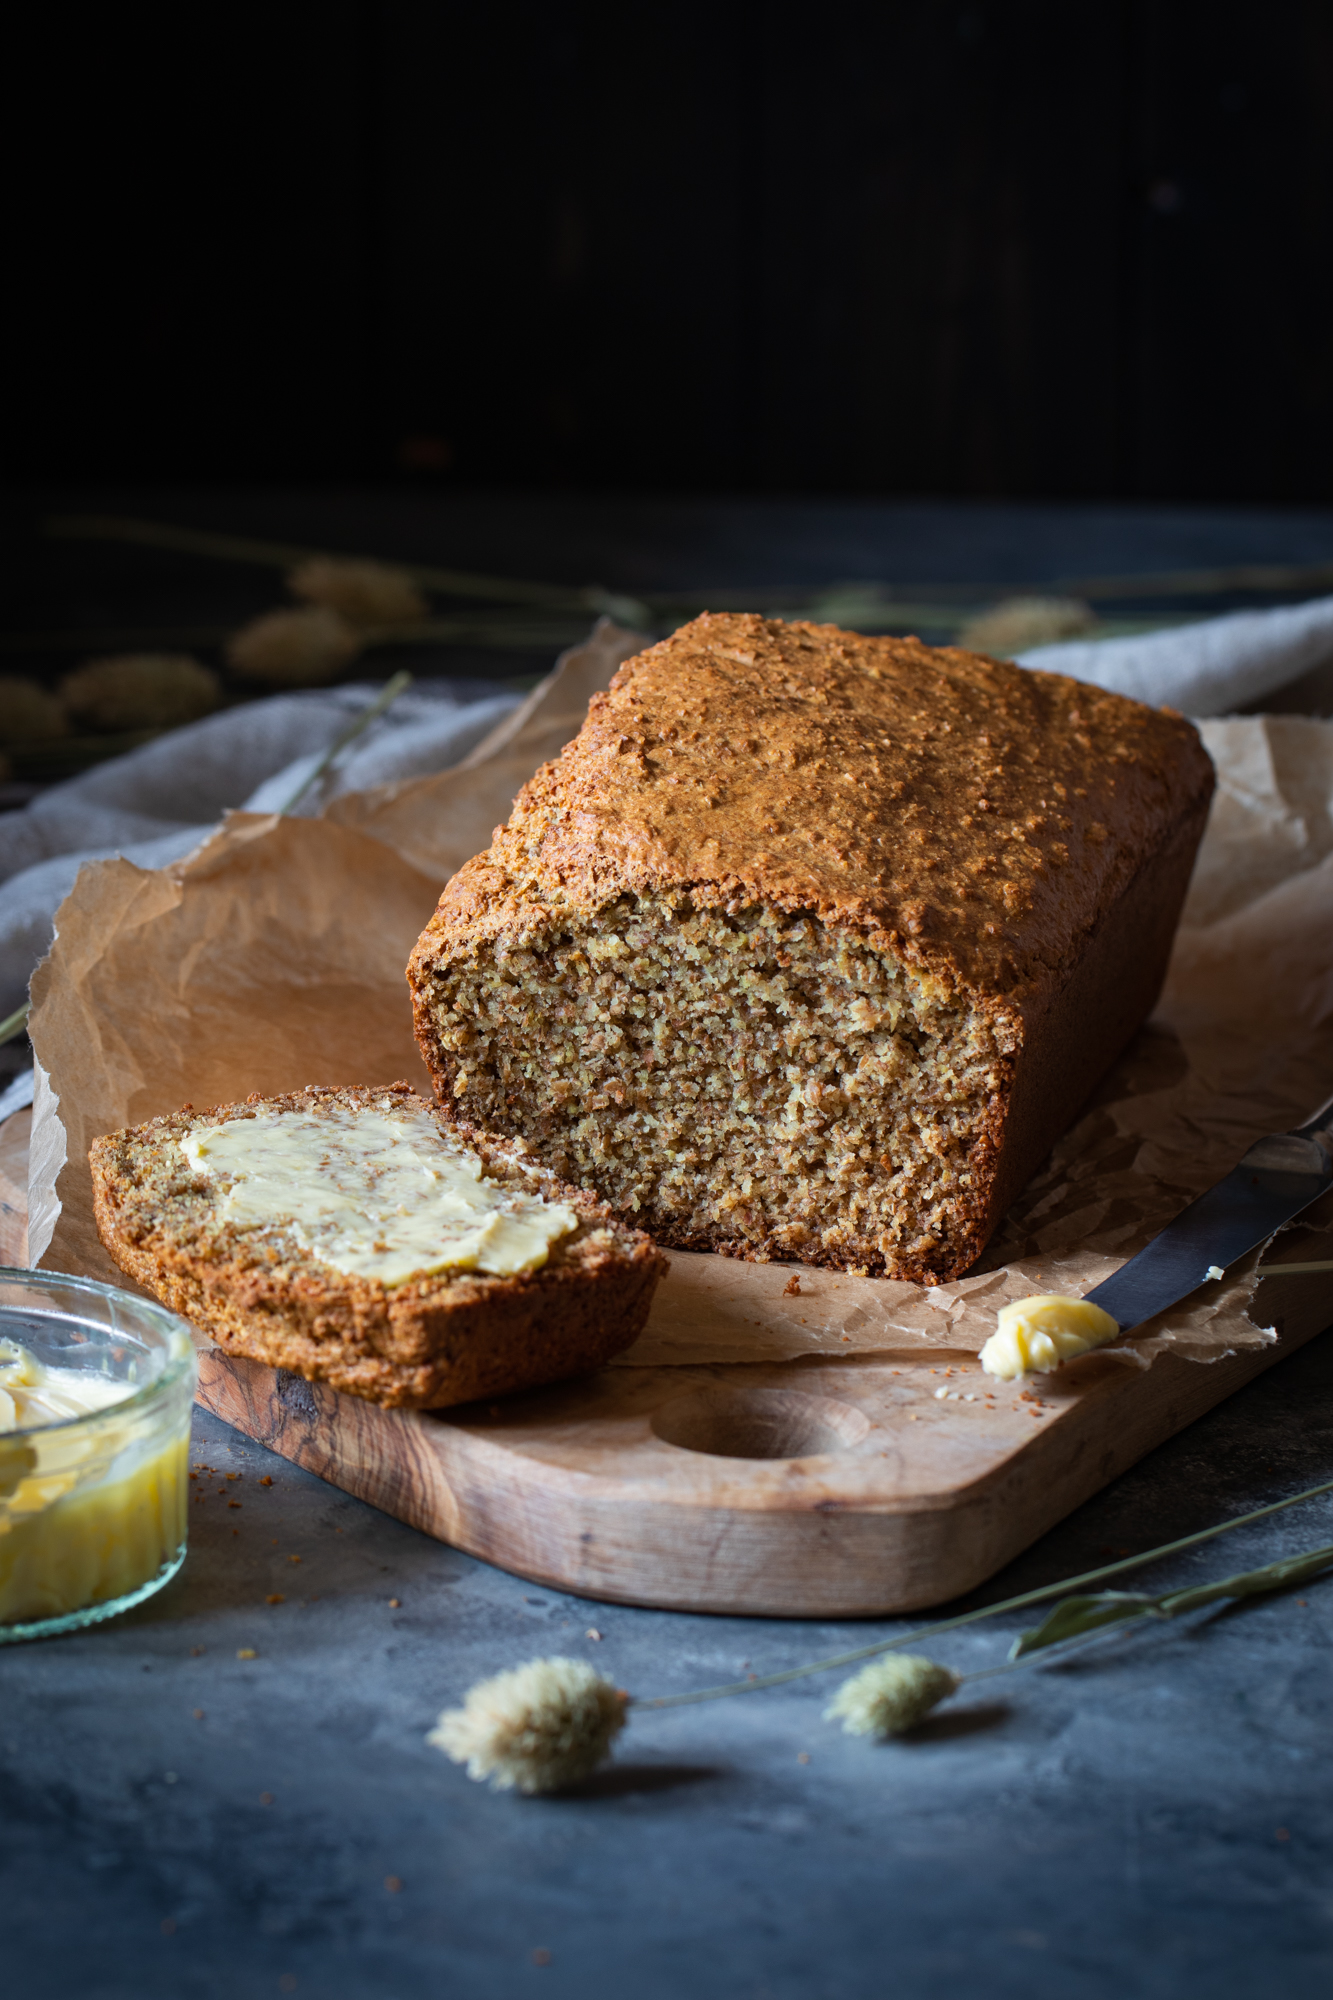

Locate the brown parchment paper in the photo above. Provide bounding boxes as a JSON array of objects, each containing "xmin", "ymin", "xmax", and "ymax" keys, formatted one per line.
[
  {"xmin": 25, "ymin": 618, "xmax": 646, "ymax": 1283},
  {"xmin": 321, "ymin": 616, "xmax": 646, "ymax": 878},
  {"xmin": 25, "ymin": 643, "xmax": 1333, "ymax": 1372}
]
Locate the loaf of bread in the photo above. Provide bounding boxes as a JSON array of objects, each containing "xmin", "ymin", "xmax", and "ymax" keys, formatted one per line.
[
  {"xmin": 90, "ymin": 1084, "xmax": 665, "ymax": 1408},
  {"xmin": 408, "ymin": 614, "xmax": 1214, "ymax": 1283}
]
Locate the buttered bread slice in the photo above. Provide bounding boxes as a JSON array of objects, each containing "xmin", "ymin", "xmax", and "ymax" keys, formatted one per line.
[{"xmin": 90, "ymin": 1083, "xmax": 665, "ymax": 1408}]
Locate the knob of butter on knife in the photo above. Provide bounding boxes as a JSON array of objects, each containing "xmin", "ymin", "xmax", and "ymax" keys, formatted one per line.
[{"xmin": 979, "ymin": 1295, "xmax": 1120, "ymax": 1380}]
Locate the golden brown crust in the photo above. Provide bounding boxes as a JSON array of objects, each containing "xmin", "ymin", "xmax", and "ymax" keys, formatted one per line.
[
  {"xmin": 410, "ymin": 612, "xmax": 1215, "ymax": 999},
  {"xmin": 89, "ymin": 1083, "xmax": 666, "ymax": 1409}
]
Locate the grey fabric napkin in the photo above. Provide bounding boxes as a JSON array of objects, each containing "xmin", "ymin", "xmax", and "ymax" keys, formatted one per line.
[
  {"xmin": 0, "ymin": 680, "xmax": 520, "ymax": 1019},
  {"xmin": 1017, "ymin": 592, "xmax": 1333, "ymax": 713}
]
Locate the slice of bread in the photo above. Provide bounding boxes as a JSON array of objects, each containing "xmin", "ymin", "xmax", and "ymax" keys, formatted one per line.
[{"xmin": 89, "ymin": 1082, "xmax": 665, "ymax": 1409}]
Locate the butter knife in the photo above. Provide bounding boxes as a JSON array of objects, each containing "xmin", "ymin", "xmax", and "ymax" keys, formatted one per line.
[{"xmin": 1083, "ymin": 1093, "xmax": 1333, "ymax": 1333}]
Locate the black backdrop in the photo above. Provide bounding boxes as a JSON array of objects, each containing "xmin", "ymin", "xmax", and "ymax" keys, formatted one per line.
[{"xmin": 6, "ymin": 0, "xmax": 1332, "ymax": 503}]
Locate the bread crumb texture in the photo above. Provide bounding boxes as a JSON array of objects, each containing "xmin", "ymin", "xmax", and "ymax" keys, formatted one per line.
[
  {"xmin": 409, "ymin": 615, "xmax": 1214, "ymax": 1282},
  {"xmin": 89, "ymin": 1084, "xmax": 665, "ymax": 1409}
]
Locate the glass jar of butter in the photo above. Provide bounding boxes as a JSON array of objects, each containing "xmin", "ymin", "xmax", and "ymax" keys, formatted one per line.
[{"xmin": 0, "ymin": 1267, "xmax": 197, "ymax": 1642}]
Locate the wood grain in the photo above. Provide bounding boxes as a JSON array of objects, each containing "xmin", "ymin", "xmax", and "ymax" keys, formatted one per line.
[
  {"xmin": 6, "ymin": 1110, "xmax": 1329, "ymax": 1614},
  {"xmin": 192, "ymin": 1225, "xmax": 1333, "ymax": 1617}
]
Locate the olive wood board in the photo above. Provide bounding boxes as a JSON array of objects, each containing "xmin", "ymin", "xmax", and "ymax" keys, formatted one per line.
[
  {"xmin": 192, "ymin": 1241, "xmax": 1332, "ymax": 1619},
  {"xmin": 2, "ymin": 1106, "xmax": 1328, "ymax": 1617}
]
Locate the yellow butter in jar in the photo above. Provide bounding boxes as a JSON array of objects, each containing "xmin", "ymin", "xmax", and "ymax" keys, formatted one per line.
[{"xmin": 0, "ymin": 1270, "xmax": 197, "ymax": 1641}]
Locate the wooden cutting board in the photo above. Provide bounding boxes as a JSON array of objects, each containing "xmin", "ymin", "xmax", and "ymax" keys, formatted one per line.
[
  {"xmin": 190, "ymin": 1247, "xmax": 1330, "ymax": 1617},
  {"xmin": 4, "ymin": 1110, "xmax": 1328, "ymax": 1616}
]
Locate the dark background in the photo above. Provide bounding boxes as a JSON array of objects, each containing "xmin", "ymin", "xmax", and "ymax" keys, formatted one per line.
[
  {"xmin": 5, "ymin": 16, "xmax": 1333, "ymax": 1997},
  {"xmin": 6, "ymin": 0, "xmax": 1332, "ymax": 504}
]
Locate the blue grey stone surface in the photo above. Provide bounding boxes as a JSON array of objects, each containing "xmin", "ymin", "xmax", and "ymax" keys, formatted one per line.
[
  {"xmin": 6, "ymin": 490, "xmax": 1333, "ymax": 1997},
  {"xmin": 4, "ymin": 1325, "xmax": 1331, "ymax": 2000}
]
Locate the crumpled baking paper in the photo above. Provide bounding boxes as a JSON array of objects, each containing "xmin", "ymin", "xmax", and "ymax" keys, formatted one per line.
[
  {"xmin": 0, "ymin": 680, "xmax": 525, "ymax": 1020},
  {"xmin": 24, "ymin": 620, "xmax": 645, "ymax": 1284},
  {"xmin": 23, "ymin": 624, "xmax": 1333, "ymax": 1373}
]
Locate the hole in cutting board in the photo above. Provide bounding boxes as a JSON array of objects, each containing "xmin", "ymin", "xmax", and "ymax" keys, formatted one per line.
[{"xmin": 650, "ymin": 1388, "xmax": 871, "ymax": 1461}]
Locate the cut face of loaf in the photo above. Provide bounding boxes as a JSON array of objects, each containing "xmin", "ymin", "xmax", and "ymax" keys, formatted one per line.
[
  {"xmin": 418, "ymin": 893, "xmax": 1012, "ymax": 1279},
  {"xmin": 408, "ymin": 614, "xmax": 1215, "ymax": 1282}
]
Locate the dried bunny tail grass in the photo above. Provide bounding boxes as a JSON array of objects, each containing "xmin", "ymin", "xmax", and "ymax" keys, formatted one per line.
[
  {"xmin": 957, "ymin": 596, "xmax": 1096, "ymax": 660},
  {"xmin": 58, "ymin": 654, "xmax": 221, "ymax": 732},
  {"xmin": 0, "ymin": 677, "xmax": 69, "ymax": 743},
  {"xmin": 428, "ymin": 1657, "xmax": 628, "ymax": 1793},
  {"xmin": 227, "ymin": 605, "xmax": 363, "ymax": 686},
  {"xmin": 823, "ymin": 1655, "xmax": 960, "ymax": 1738},
  {"xmin": 288, "ymin": 556, "xmax": 428, "ymax": 628}
]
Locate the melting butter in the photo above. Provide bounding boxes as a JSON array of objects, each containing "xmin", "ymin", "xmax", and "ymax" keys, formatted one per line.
[
  {"xmin": 180, "ymin": 1103, "xmax": 579, "ymax": 1286},
  {"xmin": 979, "ymin": 1294, "xmax": 1120, "ymax": 1380},
  {"xmin": 0, "ymin": 1339, "xmax": 131, "ymax": 1433},
  {"xmin": 0, "ymin": 1339, "xmax": 185, "ymax": 1629}
]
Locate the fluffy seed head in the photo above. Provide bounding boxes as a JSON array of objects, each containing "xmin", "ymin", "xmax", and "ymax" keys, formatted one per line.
[
  {"xmin": 0, "ymin": 677, "xmax": 69, "ymax": 743},
  {"xmin": 824, "ymin": 1654, "xmax": 960, "ymax": 1738},
  {"xmin": 59, "ymin": 654, "xmax": 221, "ymax": 732},
  {"xmin": 227, "ymin": 606, "xmax": 362, "ymax": 686},
  {"xmin": 957, "ymin": 596, "xmax": 1095, "ymax": 660},
  {"xmin": 428, "ymin": 1656, "xmax": 628, "ymax": 1793},
  {"xmin": 288, "ymin": 556, "xmax": 428, "ymax": 629}
]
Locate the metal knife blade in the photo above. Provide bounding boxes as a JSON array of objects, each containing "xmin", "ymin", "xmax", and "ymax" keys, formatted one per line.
[{"xmin": 1084, "ymin": 1093, "xmax": 1333, "ymax": 1334}]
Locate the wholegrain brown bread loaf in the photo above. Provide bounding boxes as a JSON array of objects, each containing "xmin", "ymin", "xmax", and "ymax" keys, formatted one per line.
[
  {"xmin": 90, "ymin": 1083, "xmax": 665, "ymax": 1408},
  {"xmin": 407, "ymin": 614, "xmax": 1215, "ymax": 1283}
]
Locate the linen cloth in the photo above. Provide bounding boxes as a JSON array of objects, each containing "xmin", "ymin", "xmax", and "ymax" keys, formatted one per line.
[
  {"xmin": 1016, "ymin": 591, "xmax": 1333, "ymax": 713},
  {"xmin": 0, "ymin": 681, "xmax": 519, "ymax": 1018}
]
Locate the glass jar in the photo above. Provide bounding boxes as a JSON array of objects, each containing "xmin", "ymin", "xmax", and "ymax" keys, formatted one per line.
[{"xmin": 0, "ymin": 1267, "xmax": 198, "ymax": 1642}]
